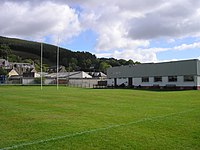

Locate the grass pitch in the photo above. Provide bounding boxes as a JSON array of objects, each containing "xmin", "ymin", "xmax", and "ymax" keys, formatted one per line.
[{"xmin": 0, "ymin": 86, "xmax": 200, "ymax": 150}]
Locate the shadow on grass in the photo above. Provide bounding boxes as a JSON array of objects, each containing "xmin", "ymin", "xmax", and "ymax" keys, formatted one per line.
[{"xmin": 93, "ymin": 86, "xmax": 196, "ymax": 92}]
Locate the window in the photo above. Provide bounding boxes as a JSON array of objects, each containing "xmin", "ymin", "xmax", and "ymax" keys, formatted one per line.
[
  {"xmin": 154, "ymin": 76, "xmax": 162, "ymax": 82},
  {"xmin": 184, "ymin": 75, "xmax": 194, "ymax": 82},
  {"xmin": 168, "ymin": 76, "xmax": 177, "ymax": 82},
  {"xmin": 142, "ymin": 77, "xmax": 149, "ymax": 82}
]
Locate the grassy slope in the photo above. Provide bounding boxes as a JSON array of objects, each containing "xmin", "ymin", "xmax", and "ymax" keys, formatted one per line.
[{"xmin": 0, "ymin": 86, "xmax": 199, "ymax": 150}]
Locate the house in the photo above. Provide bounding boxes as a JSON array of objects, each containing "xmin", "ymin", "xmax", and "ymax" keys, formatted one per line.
[
  {"xmin": 10, "ymin": 62, "xmax": 35, "ymax": 75},
  {"xmin": 45, "ymin": 71, "xmax": 92, "ymax": 79},
  {"xmin": 7, "ymin": 62, "xmax": 38, "ymax": 78},
  {"xmin": 23, "ymin": 68, "xmax": 40, "ymax": 78},
  {"xmin": 8, "ymin": 68, "xmax": 19, "ymax": 77},
  {"xmin": 88, "ymin": 72, "xmax": 107, "ymax": 79},
  {"xmin": 107, "ymin": 59, "xmax": 200, "ymax": 90},
  {"xmin": 0, "ymin": 59, "xmax": 10, "ymax": 69},
  {"xmin": 6, "ymin": 62, "xmax": 35, "ymax": 76},
  {"xmin": 47, "ymin": 66, "xmax": 66, "ymax": 73}
]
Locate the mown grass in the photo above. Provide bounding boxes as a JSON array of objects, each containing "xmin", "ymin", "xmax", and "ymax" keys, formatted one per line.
[{"xmin": 0, "ymin": 86, "xmax": 200, "ymax": 150}]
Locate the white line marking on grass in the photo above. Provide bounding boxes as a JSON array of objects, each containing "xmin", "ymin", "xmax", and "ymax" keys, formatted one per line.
[{"xmin": 0, "ymin": 108, "xmax": 196, "ymax": 150}]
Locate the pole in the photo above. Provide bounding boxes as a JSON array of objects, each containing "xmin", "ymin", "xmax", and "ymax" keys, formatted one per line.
[
  {"xmin": 41, "ymin": 43, "xmax": 43, "ymax": 90},
  {"xmin": 57, "ymin": 45, "xmax": 59, "ymax": 90},
  {"xmin": 68, "ymin": 63, "xmax": 70, "ymax": 86}
]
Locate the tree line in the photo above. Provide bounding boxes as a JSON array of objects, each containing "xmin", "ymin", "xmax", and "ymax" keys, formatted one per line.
[{"xmin": 0, "ymin": 36, "xmax": 140, "ymax": 73}]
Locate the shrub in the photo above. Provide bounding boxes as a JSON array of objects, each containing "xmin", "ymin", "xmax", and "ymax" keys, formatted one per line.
[{"xmin": 34, "ymin": 77, "xmax": 45, "ymax": 84}]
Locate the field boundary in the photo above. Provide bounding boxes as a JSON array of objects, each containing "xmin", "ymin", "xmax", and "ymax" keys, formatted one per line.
[{"xmin": 0, "ymin": 108, "xmax": 196, "ymax": 150}]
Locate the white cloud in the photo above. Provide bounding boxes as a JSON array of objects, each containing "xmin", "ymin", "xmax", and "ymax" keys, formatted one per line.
[
  {"xmin": 1, "ymin": 0, "xmax": 200, "ymax": 62},
  {"xmin": 128, "ymin": 0, "xmax": 200, "ymax": 39},
  {"xmin": 174, "ymin": 42, "xmax": 200, "ymax": 50},
  {"xmin": 96, "ymin": 49, "xmax": 157, "ymax": 63},
  {"xmin": 79, "ymin": 0, "xmax": 200, "ymax": 62},
  {"xmin": 80, "ymin": 2, "xmax": 150, "ymax": 53},
  {"xmin": 0, "ymin": 1, "xmax": 81, "ymax": 44},
  {"xmin": 96, "ymin": 41, "xmax": 200, "ymax": 62}
]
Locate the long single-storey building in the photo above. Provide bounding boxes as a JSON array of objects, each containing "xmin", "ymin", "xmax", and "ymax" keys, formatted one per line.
[{"xmin": 107, "ymin": 59, "xmax": 200, "ymax": 90}]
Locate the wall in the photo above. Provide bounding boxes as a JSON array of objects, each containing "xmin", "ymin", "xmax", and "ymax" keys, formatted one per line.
[
  {"xmin": 116, "ymin": 78, "xmax": 128, "ymax": 86},
  {"xmin": 197, "ymin": 76, "xmax": 200, "ymax": 86},
  {"xmin": 69, "ymin": 79, "xmax": 101, "ymax": 88},
  {"xmin": 107, "ymin": 78, "xmax": 114, "ymax": 86},
  {"xmin": 22, "ymin": 78, "xmax": 101, "ymax": 88},
  {"xmin": 107, "ymin": 78, "xmax": 128, "ymax": 86},
  {"xmin": 112, "ymin": 76, "xmax": 196, "ymax": 88},
  {"xmin": 107, "ymin": 59, "xmax": 198, "ymax": 79},
  {"xmin": 22, "ymin": 78, "xmax": 34, "ymax": 84},
  {"xmin": 22, "ymin": 78, "xmax": 55, "ymax": 85}
]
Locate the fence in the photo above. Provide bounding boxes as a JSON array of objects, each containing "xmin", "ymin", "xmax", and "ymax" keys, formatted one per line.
[{"xmin": 0, "ymin": 77, "xmax": 106, "ymax": 88}]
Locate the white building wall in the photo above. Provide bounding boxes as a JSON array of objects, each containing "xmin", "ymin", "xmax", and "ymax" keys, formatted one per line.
[
  {"xmin": 176, "ymin": 76, "xmax": 195, "ymax": 87},
  {"xmin": 69, "ymin": 79, "xmax": 100, "ymax": 88},
  {"xmin": 133, "ymin": 77, "xmax": 161, "ymax": 86},
  {"xmin": 117, "ymin": 78, "xmax": 128, "ymax": 86},
  {"xmin": 140, "ymin": 77, "xmax": 154, "ymax": 87},
  {"xmin": 107, "ymin": 78, "xmax": 114, "ymax": 86},
  {"xmin": 177, "ymin": 76, "xmax": 183, "ymax": 86},
  {"xmin": 107, "ymin": 78, "xmax": 128, "ymax": 86},
  {"xmin": 22, "ymin": 78, "xmax": 34, "ymax": 84},
  {"xmin": 45, "ymin": 78, "xmax": 55, "ymax": 84},
  {"xmin": 132, "ymin": 76, "xmax": 196, "ymax": 87},
  {"xmin": 133, "ymin": 78, "xmax": 141, "ymax": 86},
  {"xmin": 22, "ymin": 78, "xmax": 55, "ymax": 85},
  {"xmin": 149, "ymin": 77, "xmax": 154, "ymax": 86},
  {"xmin": 196, "ymin": 76, "xmax": 200, "ymax": 86},
  {"xmin": 150, "ymin": 76, "xmax": 166, "ymax": 87},
  {"xmin": 161, "ymin": 77, "xmax": 168, "ymax": 86}
]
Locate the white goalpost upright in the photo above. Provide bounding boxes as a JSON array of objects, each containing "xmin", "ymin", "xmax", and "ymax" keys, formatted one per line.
[
  {"xmin": 41, "ymin": 43, "xmax": 43, "ymax": 90},
  {"xmin": 57, "ymin": 43, "xmax": 59, "ymax": 90},
  {"xmin": 40, "ymin": 37, "xmax": 60, "ymax": 90}
]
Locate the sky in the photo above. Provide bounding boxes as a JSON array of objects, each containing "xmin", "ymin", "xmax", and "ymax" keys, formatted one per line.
[{"xmin": 0, "ymin": 0, "xmax": 200, "ymax": 63}]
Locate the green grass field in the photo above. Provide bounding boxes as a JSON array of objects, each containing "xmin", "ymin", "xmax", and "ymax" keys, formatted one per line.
[{"xmin": 0, "ymin": 86, "xmax": 200, "ymax": 150}]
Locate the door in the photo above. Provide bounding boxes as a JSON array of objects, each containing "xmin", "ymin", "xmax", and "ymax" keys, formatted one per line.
[
  {"xmin": 114, "ymin": 78, "xmax": 117, "ymax": 87},
  {"xmin": 128, "ymin": 78, "xmax": 133, "ymax": 87}
]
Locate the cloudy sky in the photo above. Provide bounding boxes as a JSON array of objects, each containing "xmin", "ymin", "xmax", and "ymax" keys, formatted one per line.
[{"xmin": 1, "ymin": 0, "xmax": 200, "ymax": 62}]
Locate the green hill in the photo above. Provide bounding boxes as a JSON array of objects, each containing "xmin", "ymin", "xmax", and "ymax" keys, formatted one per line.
[{"xmin": 0, "ymin": 36, "xmax": 139, "ymax": 72}]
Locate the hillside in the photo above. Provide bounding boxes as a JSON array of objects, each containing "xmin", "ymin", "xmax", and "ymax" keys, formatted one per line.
[{"xmin": 0, "ymin": 36, "xmax": 139, "ymax": 72}]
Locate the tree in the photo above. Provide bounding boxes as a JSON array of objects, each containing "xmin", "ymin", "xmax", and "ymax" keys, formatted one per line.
[
  {"xmin": 85, "ymin": 59, "xmax": 92, "ymax": 69},
  {"xmin": 34, "ymin": 77, "xmax": 45, "ymax": 84},
  {"xmin": 23, "ymin": 59, "xmax": 33, "ymax": 64},
  {"xmin": 125, "ymin": 59, "xmax": 134, "ymax": 65},
  {"xmin": 0, "ymin": 68, "xmax": 7, "ymax": 75},
  {"xmin": 99, "ymin": 62, "xmax": 111, "ymax": 73},
  {"xmin": 0, "ymin": 44, "xmax": 11, "ymax": 59},
  {"xmin": 134, "ymin": 61, "xmax": 141, "ymax": 64},
  {"xmin": 0, "ymin": 36, "xmax": 141, "ymax": 71},
  {"xmin": 119, "ymin": 59, "xmax": 127, "ymax": 65},
  {"xmin": 8, "ymin": 54, "xmax": 22, "ymax": 62},
  {"xmin": 66, "ymin": 58, "xmax": 78, "ymax": 71}
]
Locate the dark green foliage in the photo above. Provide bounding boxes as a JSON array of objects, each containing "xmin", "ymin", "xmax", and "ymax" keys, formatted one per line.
[
  {"xmin": 99, "ymin": 61, "xmax": 111, "ymax": 72},
  {"xmin": 0, "ymin": 68, "xmax": 7, "ymax": 75},
  {"xmin": 34, "ymin": 77, "xmax": 45, "ymax": 84},
  {"xmin": 0, "ymin": 36, "xmax": 140, "ymax": 72},
  {"xmin": 0, "ymin": 44, "xmax": 11, "ymax": 59}
]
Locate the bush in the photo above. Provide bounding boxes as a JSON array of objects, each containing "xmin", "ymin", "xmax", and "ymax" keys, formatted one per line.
[{"xmin": 34, "ymin": 77, "xmax": 45, "ymax": 84}]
